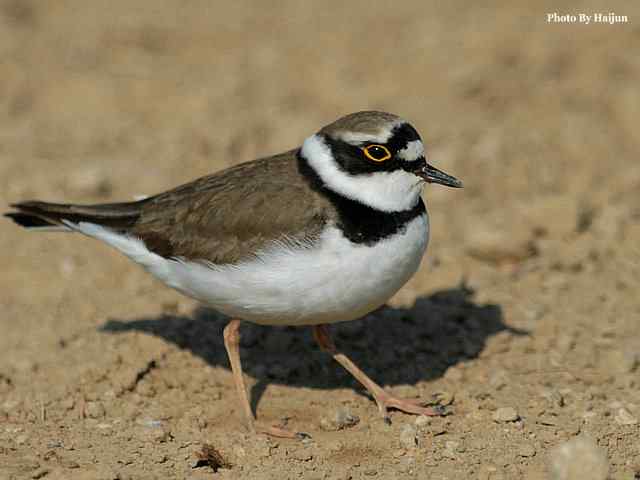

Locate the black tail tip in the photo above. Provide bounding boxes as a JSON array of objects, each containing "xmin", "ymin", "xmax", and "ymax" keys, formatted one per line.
[{"xmin": 4, "ymin": 212, "xmax": 55, "ymax": 228}]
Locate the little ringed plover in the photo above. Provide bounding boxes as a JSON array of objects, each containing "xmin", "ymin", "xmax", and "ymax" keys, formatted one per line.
[{"xmin": 6, "ymin": 110, "xmax": 462, "ymax": 438}]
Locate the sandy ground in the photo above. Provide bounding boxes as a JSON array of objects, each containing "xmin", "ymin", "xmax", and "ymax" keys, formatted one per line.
[{"xmin": 1, "ymin": 1, "xmax": 639, "ymax": 479}]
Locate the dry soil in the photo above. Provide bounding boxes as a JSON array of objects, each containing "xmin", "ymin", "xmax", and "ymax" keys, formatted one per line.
[{"xmin": 1, "ymin": 1, "xmax": 639, "ymax": 479}]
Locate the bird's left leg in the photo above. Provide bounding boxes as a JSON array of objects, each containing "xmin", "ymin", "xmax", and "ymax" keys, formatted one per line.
[{"xmin": 313, "ymin": 324, "xmax": 445, "ymax": 423}]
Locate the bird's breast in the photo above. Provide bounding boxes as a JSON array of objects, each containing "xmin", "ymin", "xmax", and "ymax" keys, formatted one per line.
[{"xmin": 163, "ymin": 212, "xmax": 430, "ymax": 326}]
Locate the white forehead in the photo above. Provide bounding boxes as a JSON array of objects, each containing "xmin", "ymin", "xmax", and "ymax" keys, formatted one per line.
[{"xmin": 334, "ymin": 118, "xmax": 406, "ymax": 145}]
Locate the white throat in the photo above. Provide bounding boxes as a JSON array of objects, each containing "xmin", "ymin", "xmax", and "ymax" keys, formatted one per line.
[{"xmin": 300, "ymin": 134, "xmax": 424, "ymax": 212}]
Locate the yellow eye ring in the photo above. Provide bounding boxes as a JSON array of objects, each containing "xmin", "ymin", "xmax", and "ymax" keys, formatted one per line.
[{"xmin": 362, "ymin": 144, "xmax": 391, "ymax": 162}]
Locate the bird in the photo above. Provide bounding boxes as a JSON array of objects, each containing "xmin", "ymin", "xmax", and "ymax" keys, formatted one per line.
[{"xmin": 5, "ymin": 111, "xmax": 462, "ymax": 439}]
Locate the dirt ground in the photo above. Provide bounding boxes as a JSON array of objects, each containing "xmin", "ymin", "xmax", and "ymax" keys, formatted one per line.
[{"xmin": 1, "ymin": 1, "xmax": 639, "ymax": 479}]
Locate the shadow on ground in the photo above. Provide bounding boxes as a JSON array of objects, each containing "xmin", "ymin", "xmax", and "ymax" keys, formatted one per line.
[{"xmin": 101, "ymin": 284, "xmax": 520, "ymax": 413}]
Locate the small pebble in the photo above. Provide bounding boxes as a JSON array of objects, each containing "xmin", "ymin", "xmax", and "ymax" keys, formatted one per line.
[
  {"xmin": 319, "ymin": 407, "xmax": 359, "ymax": 431},
  {"xmin": 399, "ymin": 424, "xmax": 418, "ymax": 449},
  {"xmin": 550, "ymin": 435, "xmax": 608, "ymax": 480},
  {"xmin": 60, "ymin": 458, "xmax": 80, "ymax": 469},
  {"xmin": 30, "ymin": 467, "xmax": 49, "ymax": 479},
  {"xmin": 466, "ymin": 228, "xmax": 535, "ymax": 264},
  {"xmin": 414, "ymin": 415, "xmax": 431, "ymax": 427},
  {"xmin": 432, "ymin": 391, "xmax": 455, "ymax": 406},
  {"xmin": 614, "ymin": 407, "xmax": 638, "ymax": 425},
  {"xmin": 85, "ymin": 401, "xmax": 105, "ymax": 419},
  {"xmin": 327, "ymin": 441, "xmax": 344, "ymax": 453},
  {"xmin": 151, "ymin": 428, "xmax": 172, "ymax": 443},
  {"xmin": 290, "ymin": 450, "xmax": 313, "ymax": 462},
  {"xmin": 493, "ymin": 407, "xmax": 519, "ymax": 423},
  {"xmin": 141, "ymin": 419, "xmax": 163, "ymax": 428},
  {"xmin": 518, "ymin": 444, "xmax": 536, "ymax": 457},
  {"xmin": 392, "ymin": 449, "xmax": 406, "ymax": 458},
  {"xmin": 542, "ymin": 389, "xmax": 565, "ymax": 407},
  {"xmin": 442, "ymin": 440, "xmax": 460, "ymax": 459}
]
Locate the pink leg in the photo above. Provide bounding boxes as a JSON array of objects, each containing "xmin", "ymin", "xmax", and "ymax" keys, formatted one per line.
[
  {"xmin": 223, "ymin": 320, "xmax": 308, "ymax": 439},
  {"xmin": 313, "ymin": 324, "xmax": 445, "ymax": 423}
]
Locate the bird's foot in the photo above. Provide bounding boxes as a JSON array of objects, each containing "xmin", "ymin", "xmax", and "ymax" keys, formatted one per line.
[{"xmin": 374, "ymin": 393, "xmax": 448, "ymax": 424}]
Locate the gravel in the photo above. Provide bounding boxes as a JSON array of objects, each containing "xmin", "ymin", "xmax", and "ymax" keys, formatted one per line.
[
  {"xmin": 399, "ymin": 424, "xmax": 418, "ymax": 449},
  {"xmin": 614, "ymin": 408, "xmax": 638, "ymax": 426},
  {"xmin": 550, "ymin": 435, "xmax": 609, "ymax": 480},
  {"xmin": 492, "ymin": 407, "xmax": 519, "ymax": 423}
]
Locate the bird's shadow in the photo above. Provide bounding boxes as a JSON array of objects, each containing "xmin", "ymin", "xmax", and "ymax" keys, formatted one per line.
[{"xmin": 100, "ymin": 284, "xmax": 522, "ymax": 415}]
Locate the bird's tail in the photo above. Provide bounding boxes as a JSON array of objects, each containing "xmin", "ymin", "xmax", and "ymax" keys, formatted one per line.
[{"xmin": 4, "ymin": 199, "xmax": 147, "ymax": 232}]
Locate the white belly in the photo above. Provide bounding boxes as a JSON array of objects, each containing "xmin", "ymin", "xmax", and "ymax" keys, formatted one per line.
[{"xmin": 71, "ymin": 214, "xmax": 429, "ymax": 326}]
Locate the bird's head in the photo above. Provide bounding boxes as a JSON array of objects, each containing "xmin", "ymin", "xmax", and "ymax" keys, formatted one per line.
[{"xmin": 300, "ymin": 111, "xmax": 462, "ymax": 212}]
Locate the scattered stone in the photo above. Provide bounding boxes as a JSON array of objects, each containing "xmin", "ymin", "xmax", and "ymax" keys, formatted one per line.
[
  {"xmin": 399, "ymin": 424, "xmax": 418, "ymax": 449},
  {"xmin": 290, "ymin": 449, "xmax": 313, "ymax": 462},
  {"xmin": 466, "ymin": 227, "xmax": 536, "ymax": 265},
  {"xmin": 493, "ymin": 407, "xmax": 519, "ymax": 423},
  {"xmin": 603, "ymin": 349, "xmax": 640, "ymax": 374},
  {"xmin": 137, "ymin": 382, "xmax": 156, "ymax": 398},
  {"xmin": 414, "ymin": 415, "xmax": 431, "ymax": 427},
  {"xmin": 85, "ymin": 401, "xmax": 105, "ymax": 419},
  {"xmin": 550, "ymin": 435, "xmax": 608, "ymax": 480},
  {"xmin": 60, "ymin": 458, "xmax": 80, "ymax": 469},
  {"xmin": 364, "ymin": 468, "xmax": 378, "ymax": 476},
  {"xmin": 478, "ymin": 465, "xmax": 502, "ymax": 480},
  {"xmin": 430, "ymin": 422, "xmax": 449, "ymax": 436},
  {"xmin": 61, "ymin": 397, "xmax": 75, "ymax": 410},
  {"xmin": 335, "ymin": 407, "xmax": 359, "ymax": 428},
  {"xmin": 141, "ymin": 419, "xmax": 163, "ymax": 428},
  {"xmin": 542, "ymin": 389, "xmax": 565, "ymax": 407},
  {"xmin": 319, "ymin": 407, "xmax": 359, "ymax": 431},
  {"xmin": 442, "ymin": 440, "xmax": 460, "ymax": 459},
  {"xmin": 432, "ymin": 391, "xmax": 455, "ymax": 406},
  {"xmin": 15, "ymin": 433, "xmax": 29, "ymax": 445},
  {"xmin": 614, "ymin": 407, "xmax": 638, "ymax": 425},
  {"xmin": 30, "ymin": 467, "xmax": 49, "ymax": 479},
  {"xmin": 489, "ymin": 370, "xmax": 509, "ymax": 390},
  {"xmin": 518, "ymin": 444, "xmax": 536, "ymax": 457},
  {"xmin": 233, "ymin": 445, "xmax": 246, "ymax": 458},
  {"xmin": 327, "ymin": 441, "xmax": 345, "ymax": 453},
  {"xmin": 151, "ymin": 428, "xmax": 172, "ymax": 443}
]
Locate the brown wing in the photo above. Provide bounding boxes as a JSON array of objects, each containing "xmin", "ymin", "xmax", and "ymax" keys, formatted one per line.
[{"xmin": 131, "ymin": 150, "xmax": 332, "ymax": 264}]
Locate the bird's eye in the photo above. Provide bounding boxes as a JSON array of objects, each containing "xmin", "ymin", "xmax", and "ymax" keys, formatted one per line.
[{"xmin": 362, "ymin": 144, "xmax": 392, "ymax": 162}]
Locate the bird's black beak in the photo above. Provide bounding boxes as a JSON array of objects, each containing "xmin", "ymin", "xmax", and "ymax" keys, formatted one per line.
[{"xmin": 416, "ymin": 163, "xmax": 463, "ymax": 188}]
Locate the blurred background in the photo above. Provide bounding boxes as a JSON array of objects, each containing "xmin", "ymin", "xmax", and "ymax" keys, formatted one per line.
[{"xmin": 1, "ymin": 1, "xmax": 639, "ymax": 479}]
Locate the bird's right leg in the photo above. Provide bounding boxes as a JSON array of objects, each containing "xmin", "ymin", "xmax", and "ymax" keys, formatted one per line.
[{"xmin": 223, "ymin": 319, "xmax": 308, "ymax": 439}]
